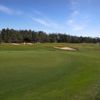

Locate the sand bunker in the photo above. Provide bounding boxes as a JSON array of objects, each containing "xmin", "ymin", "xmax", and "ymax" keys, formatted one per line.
[
  {"xmin": 12, "ymin": 43, "xmax": 33, "ymax": 45},
  {"xmin": 26, "ymin": 43, "xmax": 33, "ymax": 45},
  {"xmin": 54, "ymin": 46, "xmax": 77, "ymax": 51},
  {"xmin": 12, "ymin": 43, "xmax": 20, "ymax": 45}
]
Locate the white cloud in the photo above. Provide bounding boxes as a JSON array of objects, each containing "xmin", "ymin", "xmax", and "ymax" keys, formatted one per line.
[
  {"xmin": 71, "ymin": 10, "xmax": 79, "ymax": 17},
  {"xmin": 67, "ymin": 0, "xmax": 90, "ymax": 31},
  {"xmin": 0, "ymin": 5, "xmax": 13, "ymax": 14},
  {"xmin": 72, "ymin": 24, "xmax": 85, "ymax": 31},
  {"xmin": 0, "ymin": 4, "xmax": 22, "ymax": 15},
  {"xmin": 32, "ymin": 17, "xmax": 49, "ymax": 27},
  {"xmin": 70, "ymin": 0, "xmax": 79, "ymax": 10},
  {"xmin": 32, "ymin": 16, "xmax": 62, "ymax": 29},
  {"xmin": 31, "ymin": 10, "xmax": 65, "ymax": 30},
  {"xmin": 15, "ymin": 10, "xmax": 22, "ymax": 15},
  {"xmin": 67, "ymin": 13, "xmax": 90, "ymax": 31},
  {"xmin": 67, "ymin": 18, "xmax": 86, "ymax": 31},
  {"xmin": 34, "ymin": 10, "xmax": 44, "ymax": 16}
]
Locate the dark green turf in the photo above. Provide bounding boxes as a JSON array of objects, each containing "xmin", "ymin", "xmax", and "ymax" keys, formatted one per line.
[{"xmin": 0, "ymin": 43, "xmax": 100, "ymax": 100}]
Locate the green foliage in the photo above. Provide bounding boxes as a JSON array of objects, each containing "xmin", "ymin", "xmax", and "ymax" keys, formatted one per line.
[{"xmin": 0, "ymin": 28, "xmax": 100, "ymax": 43}]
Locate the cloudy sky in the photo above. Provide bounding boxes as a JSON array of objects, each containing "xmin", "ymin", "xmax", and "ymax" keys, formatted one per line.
[{"xmin": 0, "ymin": 0, "xmax": 100, "ymax": 37}]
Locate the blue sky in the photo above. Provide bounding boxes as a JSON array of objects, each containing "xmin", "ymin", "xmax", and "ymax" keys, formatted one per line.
[{"xmin": 0, "ymin": 0, "xmax": 100, "ymax": 37}]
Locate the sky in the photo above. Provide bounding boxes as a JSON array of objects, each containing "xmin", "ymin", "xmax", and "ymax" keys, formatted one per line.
[{"xmin": 0, "ymin": 0, "xmax": 100, "ymax": 37}]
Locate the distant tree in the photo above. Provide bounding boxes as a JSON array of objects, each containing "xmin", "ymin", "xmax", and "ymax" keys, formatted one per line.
[
  {"xmin": 49, "ymin": 34, "xmax": 58, "ymax": 43},
  {"xmin": 0, "ymin": 28, "xmax": 100, "ymax": 43}
]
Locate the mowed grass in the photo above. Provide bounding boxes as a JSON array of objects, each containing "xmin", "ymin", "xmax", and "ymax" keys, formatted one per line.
[{"xmin": 0, "ymin": 43, "xmax": 100, "ymax": 100}]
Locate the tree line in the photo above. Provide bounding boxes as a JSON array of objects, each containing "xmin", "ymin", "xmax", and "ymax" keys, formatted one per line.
[{"xmin": 0, "ymin": 28, "xmax": 100, "ymax": 43}]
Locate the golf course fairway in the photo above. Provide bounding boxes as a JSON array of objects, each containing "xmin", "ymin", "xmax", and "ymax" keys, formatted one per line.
[{"xmin": 0, "ymin": 43, "xmax": 100, "ymax": 100}]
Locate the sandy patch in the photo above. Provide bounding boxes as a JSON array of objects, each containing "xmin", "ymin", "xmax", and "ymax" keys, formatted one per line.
[
  {"xmin": 12, "ymin": 43, "xmax": 20, "ymax": 45},
  {"xmin": 26, "ymin": 43, "xmax": 33, "ymax": 45},
  {"xmin": 54, "ymin": 46, "xmax": 77, "ymax": 51},
  {"xmin": 22, "ymin": 43, "xmax": 33, "ymax": 45}
]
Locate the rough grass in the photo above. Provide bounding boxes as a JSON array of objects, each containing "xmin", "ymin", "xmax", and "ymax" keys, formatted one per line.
[{"xmin": 0, "ymin": 43, "xmax": 100, "ymax": 100}]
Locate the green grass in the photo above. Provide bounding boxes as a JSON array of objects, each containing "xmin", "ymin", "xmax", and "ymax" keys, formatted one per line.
[{"xmin": 0, "ymin": 43, "xmax": 100, "ymax": 100}]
